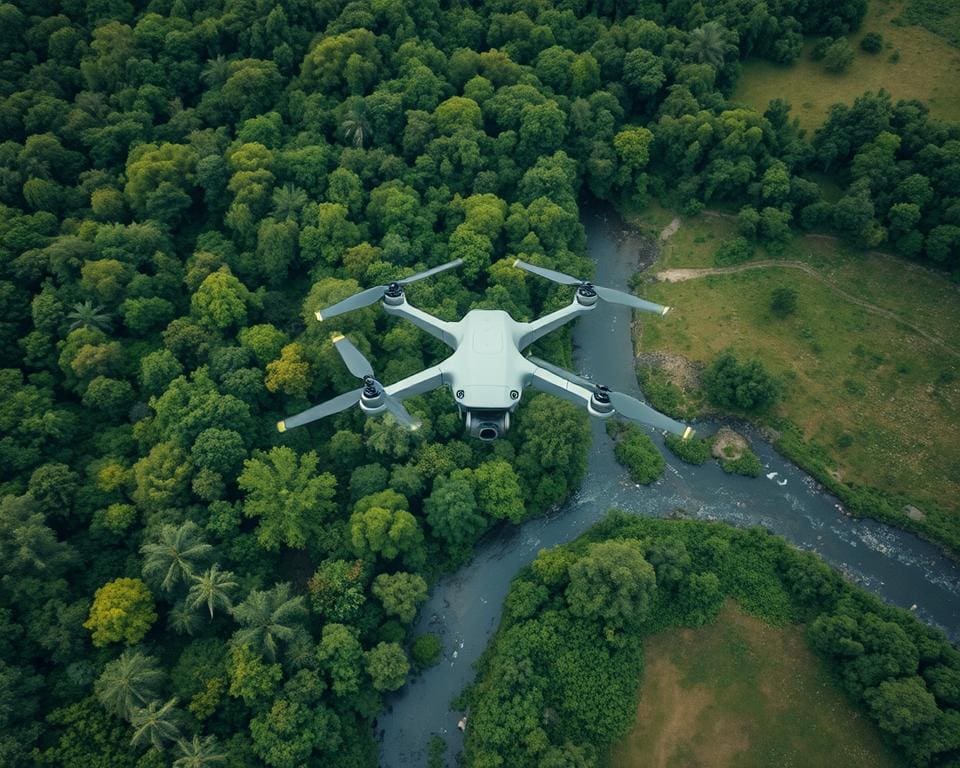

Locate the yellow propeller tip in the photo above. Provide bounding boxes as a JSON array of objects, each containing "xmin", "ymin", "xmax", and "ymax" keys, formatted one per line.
[
  {"xmin": 331, "ymin": 332, "xmax": 345, "ymax": 342},
  {"xmin": 682, "ymin": 426, "xmax": 694, "ymax": 440},
  {"xmin": 513, "ymin": 259, "xmax": 521, "ymax": 267},
  {"xmin": 276, "ymin": 421, "xmax": 286, "ymax": 433},
  {"xmin": 661, "ymin": 306, "xmax": 671, "ymax": 316},
  {"xmin": 315, "ymin": 311, "xmax": 323, "ymax": 321}
]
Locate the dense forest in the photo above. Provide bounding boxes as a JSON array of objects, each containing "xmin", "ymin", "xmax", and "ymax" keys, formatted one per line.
[
  {"xmin": 464, "ymin": 514, "xmax": 960, "ymax": 767},
  {"xmin": 2, "ymin": 0, "xmax": 959, "ymax": 763}
]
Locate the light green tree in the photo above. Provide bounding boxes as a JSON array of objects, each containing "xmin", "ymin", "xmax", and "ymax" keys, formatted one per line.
[
  {"xmin": 95, "ymin": 650, "xmax": 164, "ymax": 720},
  {"xmin": 140, "ymin": 522, "xmax": 212, "ymax": 593},
  {"xmin": 238, "ymin": 447, "xmax": 337, "ymax": 551}
]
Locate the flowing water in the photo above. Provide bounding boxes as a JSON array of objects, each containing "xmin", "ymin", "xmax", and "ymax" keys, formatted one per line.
[{"xmin": 377, "ymin": 203, "xmax": 960, "ymax": 767}]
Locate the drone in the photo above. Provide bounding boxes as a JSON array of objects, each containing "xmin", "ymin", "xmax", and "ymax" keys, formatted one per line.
[{"xmin": 277, "ymin": 259, "xmax": 694, "ymax": 442}]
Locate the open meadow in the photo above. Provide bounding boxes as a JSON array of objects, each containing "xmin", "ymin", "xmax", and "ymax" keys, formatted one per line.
[
  {"xmin": 609, "ymin": 602, "xmax": 901, "ymax": 768},
  {"xmin": 732, "ymin": 0, "xmax": 960, "ymax": 131},
  {"xmin": 630, "ymin": 209, "xmax": 960, "ymax": 534}
]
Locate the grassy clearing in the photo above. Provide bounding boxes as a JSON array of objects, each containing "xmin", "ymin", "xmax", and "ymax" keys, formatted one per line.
[
  {"xmin": 609, "ymin": 602, "xmax": 901, "ymax": 768},
  {"xmin": 629, "ymin": 208, "xmax": 960, "ymax": 522},
  {"xmin": 732, "ymin": 0, "xmax": 960, "ymax": 132}
]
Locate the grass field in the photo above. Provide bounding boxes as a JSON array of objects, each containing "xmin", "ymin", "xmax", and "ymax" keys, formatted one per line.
[
  {"xmin": 629, "ymin": 209, "xmax": 960, "ymax": 522},
  {"xmin": 609, "ymin": 603, "xmax": 901, "ymax": 768},
  {"xmin": 732, "ymin": 0, "xmax": 960, "ymax": 132}
]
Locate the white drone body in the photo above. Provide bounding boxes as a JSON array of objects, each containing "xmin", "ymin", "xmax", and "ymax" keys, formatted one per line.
[{"xmin": 277, "ymin": 259, "xmax": 694, "ymax": 442}]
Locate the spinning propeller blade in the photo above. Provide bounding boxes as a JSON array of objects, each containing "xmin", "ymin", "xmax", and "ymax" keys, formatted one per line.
[
  {"xmin": 316, "ymin": 259, "xmax": 464, "ymax": 321},
  {"xmin": 527, "ymin": 356, "xmax": 693, "ymax": 439},
  {"xmin": 513, "ymin": 259, "xmax": 670, "ymax": 316}
]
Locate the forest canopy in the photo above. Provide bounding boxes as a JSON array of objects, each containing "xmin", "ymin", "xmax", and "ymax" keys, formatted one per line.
[{"xmin": 1, "ymin": 0, "xmax": 958, "ymax": 764}]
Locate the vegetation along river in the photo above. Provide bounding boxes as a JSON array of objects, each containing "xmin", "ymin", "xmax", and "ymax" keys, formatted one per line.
[{"xmin": 377, "ymin": 203, "xmax": 960, "ymax": 767}]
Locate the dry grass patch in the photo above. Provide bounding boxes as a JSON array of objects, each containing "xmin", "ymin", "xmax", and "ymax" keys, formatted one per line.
[{"xmin": 609, "ymin": 602, "xmax": 901, "ymax": 768}]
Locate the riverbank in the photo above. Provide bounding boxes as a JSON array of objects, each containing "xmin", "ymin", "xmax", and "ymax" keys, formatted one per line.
[{"xmin": 623, "ymin": 203, "xmax": 960, "ymax": 557}]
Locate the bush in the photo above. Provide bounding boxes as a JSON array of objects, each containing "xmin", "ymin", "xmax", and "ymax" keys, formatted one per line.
[
  {"xmin": 770, "ymin": 286, "xmax": 798, "ymax": 317},
  {"xmin": 720, "ymin": 449, "xmax": 764, "ymax": 477},
  {"xmin": 610, "ymin": 423, "xmax": 666, "ymax": 484},
  {"xmin": 810, "ymin": 37, "xmax": 834, "ymax": 61},
  {"xmin": 664, "ymin": 433, "xmax": 710, "ymax": 465},
  {"xmin": 823, "ymin": 39, "xmax": 855, "ymax": 73},
  {"xmin": 859, "ymin": 32, "xmax": 883, "ymax": 53},
  {"xmin": 701, "ymin": 352, "xmax": 780, "ymax": 412},
  {"xmin": 411, "ymin": 633, "xmax": 442, "ymax": 669},
  {"xmin": 713, "ymin": 236, "xmax": 754, "ymax": 266}
]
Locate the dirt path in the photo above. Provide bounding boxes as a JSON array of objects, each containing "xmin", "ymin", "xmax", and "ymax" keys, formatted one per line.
[{"xmin": 654, "ymin": 260, "xmax": 960, "ymax": 360}]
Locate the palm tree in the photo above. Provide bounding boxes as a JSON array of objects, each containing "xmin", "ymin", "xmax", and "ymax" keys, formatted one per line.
[
  {"xmin": 95, "ymin": 650, "xmax": 164, "ymax": 720},
  {"xmin": 141, "ymin": 522, "xmax": 212, "ymax": 593},
  {"xmin": 687, "ymin": 21, "xmax": 729, "ymax": 67},
  {"xmin": 130, "ymin": 697, "xmax": 181, "ymax": 750},
  {"xmin": 200, "ymin": 55, "xmax": 230, "ymax": 88},
  {"xmin": 173, "ymin": 734, "xmax": 226, "ymax": 767},
  {"xmin": 271, "ymin": 184, "xmax": 308, "ymax": 221},
  {"xmin": 67, "ymin": 300, "xmax": 112, "ymax": 332},
  {"xmin": 187, "ymin": 563, "xmax": 237, "ymax": 619},
  {"xmin": 341, "ymin": 108, "xmax": 370, "ymax": 149},
  {"xmin": 167, "ymin": 600, "xmax": 203, "ymax": 636},
  {"xmin": 230, "ymin": 583, "xmax": 307, "ymax": 662}
]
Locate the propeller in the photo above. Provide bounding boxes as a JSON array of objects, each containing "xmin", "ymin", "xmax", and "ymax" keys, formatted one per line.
[
  {"xmin": 277, "ymin": 334, "xmax": 421, "ymax": 432},
  {"xmin": 513, "ymin": 259, "xmax": 670, "ymax": 316},
  {"xmin": 527, "ymin": 356, "xmax": 694, "ymax": 439},
  {"xmin": 332, "ymin": 333, "xmax": 420, "ymax": 430},
  {"xmin": 316, "ymin": 259, "xmax": 464, "ymax": 321}
]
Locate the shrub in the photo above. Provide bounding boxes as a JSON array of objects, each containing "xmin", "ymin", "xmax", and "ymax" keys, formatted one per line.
[
  {"xmin": 411, "ymin": 633, "xmax": 442, "ymax": 669},
  {"xmin": 770, "ymin": 286, "xmax": 798, "ymax": 317},
  {"xmin": 610, "ymin": 423, "xmax": 666, "ymax": 484},
  {"xmin": 860, "ymin": 32, "xmax": 883, "ymax": 53},
  {"xmin": 810, "ymin": 37, "xmax": 834, "ymax": 60},
  {"xmin": 823, "ymin": 39, "xmax": 855, "ymax": 73},
  {"xmin": 720, "ymin": 449, "xmax": 764, "ymax": 477},
  {"xmin": 701, "ymin": 352, "xmax": 780, "ymax": 412},
  {"xmin": 713, "ymin": 236, "xmax": 754, "ymax": 266},
  {"xmin": 664, "ymin": 433, "xmax": 710, "ymax": 464}
]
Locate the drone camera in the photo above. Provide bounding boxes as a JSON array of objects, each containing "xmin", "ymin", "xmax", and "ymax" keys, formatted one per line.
[{"xmin": 465, "ymin": 410, "xmax": 510, "ymax": 441}]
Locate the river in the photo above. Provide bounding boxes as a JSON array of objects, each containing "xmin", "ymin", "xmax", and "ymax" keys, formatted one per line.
[{"xmin": 377, "ymin": 203, "xmax": 960, "ymax": 767}]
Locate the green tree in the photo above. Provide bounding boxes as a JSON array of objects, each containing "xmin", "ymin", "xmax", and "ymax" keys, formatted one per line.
[
  {"xmin": 238, "ymin": 447, "xmax": 337, "ymax": 551},
  {"xmin": 371, "ymin": 572, "xmax": 428, "ymax": 623},
  {"xmin": 424, "ymin": 469, "xmax": 487, "ymax": 562},
  {"xmin": 411, "ymin": 634, "xmax": 442, "ymax": 669},
  {"xmin": 231, "ymin": 583, "xmax": 307, "ymax": 662},
  {"xmin": 95, "ymin": 650, "xmax": 164, "ymax": 720},
  {"xmin": 474, "ymin": 459, "xmax": 526, "ymax": 523},
  {"xmin": 823, "ymin": 39, "xmax": 855, "ymax": 73},
  {"xmin": 316, "ymin": 623, "xmax": 364, "ymax": 697},
  {"xmin": 565, "ymin": 540, "xmax": 657, "ymax": 631},
  {"xmin": 687, "ymin": 22, "xmax": 730, "ymax": 67},
  {"xmin": 350, "ymin": 491, "xmax": 425, "ymax": 567},
  {"xmin": 67, "ymin": 300, "xmax": 112, "ymax": 333},
  {"xmin": 191, "ymin": 268, "xmax": 256, "ymax": 331},
  {"xmin": 130, "ymin": 697, "xmax": 180, "ymax": 750},
  {"xmin": 84, "ymin": 578, "xmax": 158, "ymax": 647},
  {"xmin": 249, "ymin": 698, "xmax": 340, "ymax": 768},
  {"xmin": 702, "ymin": 352, "xmax": 780, "ymax": 412},
  {"xmin": 865, "ymin": 677, "xmax": 939, "ymax": 735},
  {"xmin": 365, "ymin": 642, "xmax": 409, "ymax": 692},
  {"xmin": 226, "ymin": 645, "xmax": 282, "ymax": 706},
  {"xmin": 611, "ymin": 424, "xmax": 665, "ymax": 484},
  {"xmin": 140, "ymin": 522, "xmax": 213, "ymax": 593},
  {"xmin": 173, "ymin": 735, "xmax": 226, "ymax": 767},
  {"xmin": 187, "ymin": 564, "xmax": 238, "ymax": 619}
]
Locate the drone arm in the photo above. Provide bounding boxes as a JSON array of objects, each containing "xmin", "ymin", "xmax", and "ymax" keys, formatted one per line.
[
  {"xmin": 516, "ymin": 300, "xmax": 592, "ymax": 351},
  {"xmin": 383, "ymin": 365, "xmax": 447, "ymax": 401},
  {"xmin": 526, "ymin": 363, "xmax": 595, "ymax": 409},
  {"xmin": 382, "ymin": 300, "xmax": 459, "ymax": 349}
]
